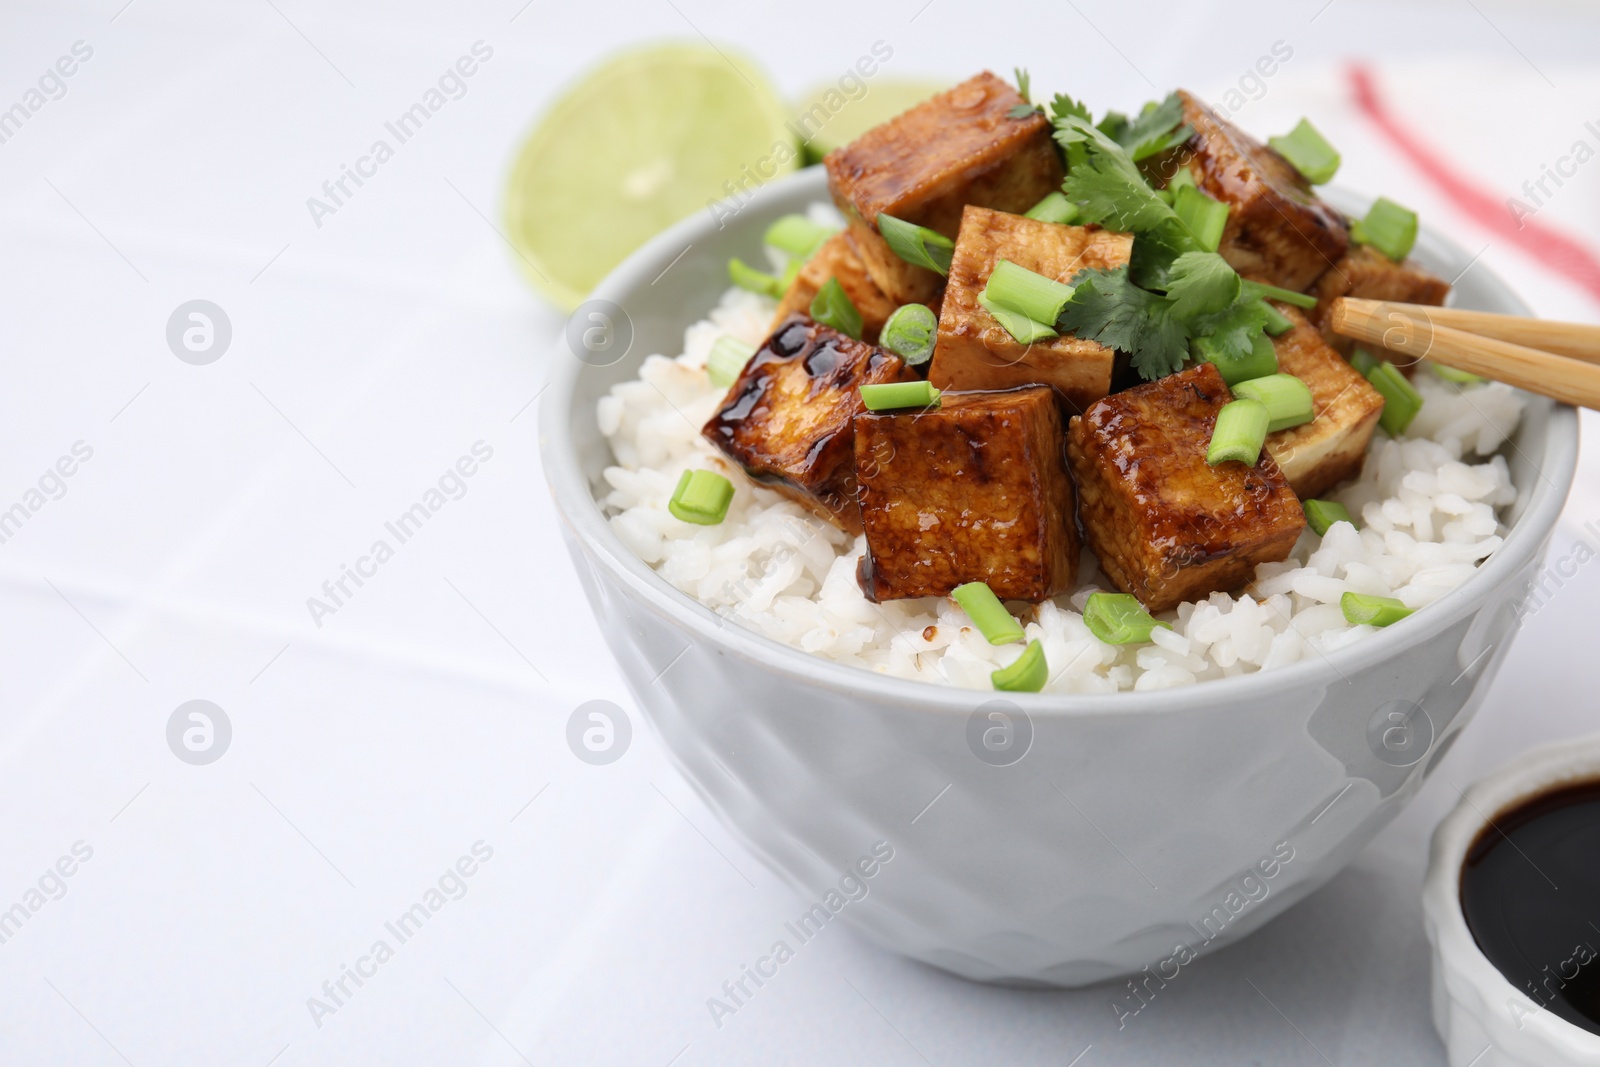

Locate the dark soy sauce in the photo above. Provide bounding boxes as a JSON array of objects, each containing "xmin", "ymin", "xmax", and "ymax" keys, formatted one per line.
[{"xmin": 1460, "ymin": 779, "xmax": 1600, "ymax": 1035}]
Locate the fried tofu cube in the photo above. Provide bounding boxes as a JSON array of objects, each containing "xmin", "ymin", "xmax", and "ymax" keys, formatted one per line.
[
  {"xmin": 928, "ymin": 206, "xmax": 1132, "ymax": 413},
  {"xmin": 854, "ymin": 386, "xmax": 1077, "ymax": 602},
  {"xmin": 1308, "ymin": 243, "xmax": 1451, "ymax": 356},
  {"xmin": 1266, "ymin": 304, "xmax": 1387, "ymax": 498},
  {"xmin": 1067, "ymin": 362, "xmax": 1306, "ymax": 612},
  {"xmin": 702, "ymin": 316, "xmax": 915, "ymax": 534},
  {"xmin": 771, "ymin": 232, "xmax": 900, "ymax": 344},
  {"xmin": 1171, "ymin": 90, "xmax": 1348, "ymax": 293},
  {"xmin": 825, "ymin": 72, "xmax": 1064, "ymax": 305}
]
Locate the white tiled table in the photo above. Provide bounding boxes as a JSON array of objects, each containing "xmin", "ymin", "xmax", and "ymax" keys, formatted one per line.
[{"xmin": 2, "ymin": 1, "xmax": 1597, "ymax": 1063}]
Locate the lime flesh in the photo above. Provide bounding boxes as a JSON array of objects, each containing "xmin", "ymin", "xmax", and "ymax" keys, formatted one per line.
[
  {"xmin": 505, "ymin": 44, "xmax": 795, "ymax": 309},
  {"xmin": 791, "ymin": 78, "xmax": 950, "ymax": 163}
]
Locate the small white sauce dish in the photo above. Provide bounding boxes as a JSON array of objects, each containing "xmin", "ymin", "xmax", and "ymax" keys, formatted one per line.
[{"xmin": 1425, "ymin": 734, "xmax": 1600, "ymax": 1065}]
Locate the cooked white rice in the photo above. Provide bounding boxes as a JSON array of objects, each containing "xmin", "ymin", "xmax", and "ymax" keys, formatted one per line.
[{"xmin": 596, "ymin": 285, "xmax": 1525, "ymax": 693}]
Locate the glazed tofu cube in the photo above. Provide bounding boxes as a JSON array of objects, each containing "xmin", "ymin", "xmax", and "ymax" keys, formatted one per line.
[
  {"xmin": 1308, "ymin": 243, "xmax": 1451, "ymax": 357},
  {"xmin": 771, "ymin": 231, "xmax": 900, "ymax": 344},
  {"xmin": 1171, "ymin": 90, "xmax": 1348, "ymax": 293},
  {"xmin": 825, "ymin": 71, "xmax": 1064, "ymax": 304},
  {"xmin": 928, "ymin": 205, "xmax": 1132, "ymax": 413},
  {"xmin": 1067, "ymin": 362, "xmax": 1305, "ymax": 612},
  {"xmin": 1266, "ymin": 304, "xmax": 1387, "ymax": 498},
  {"xmin": 702, "ymin": 316, "xmax": 915, "ymax": 534},
  {"xmin": 854, "ymin": 386, "xmax": 1077, "ymax": 602}
]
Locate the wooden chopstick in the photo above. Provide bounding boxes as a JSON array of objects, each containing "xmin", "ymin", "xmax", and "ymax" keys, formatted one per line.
[
  {"xmin": 1330, "ymin": 297, "xmax": 1600, "ymax": 411},
  {"xmin": 1338, "ymin": 298, "xmax": 1600, "ymax": 367}
]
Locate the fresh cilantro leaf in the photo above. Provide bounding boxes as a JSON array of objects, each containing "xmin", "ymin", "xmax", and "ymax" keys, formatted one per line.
[
  {"xmin": 1057, "ymin": 115, "xmax": 1178, "ymax": 234},
  {"xmin": 1009, "ymin": 104, "xmax": 1039, "ymax": 119},
  {"xmin": 1164, "ymin": 252, "xmax": 1241, "ymax": 319},
  {"xmin": 1097, "ymin": 111, "xmax": 1129, "ymax": 144},
  {"xmin": 1013, "ymin": 67, "xmax": 1032, "ymax": 104},
  {"xmin": 1048, "ymin": 93, "xmax": 1092, "ymax": 126},
  {"xmin": 1129, "ymin": 219, "xmax": 1200, "ymax": 290},
  {"xmin": 1189, "ymin": 296, "xmax": 1272, "ymax": 364},
  {"xmin": 1115, "ymin": 93, "xmax": 1194, "ymax": 162},
  {"xmin": 1060, "ymin": 265, "xmax": 1189, "ymax": 380}
]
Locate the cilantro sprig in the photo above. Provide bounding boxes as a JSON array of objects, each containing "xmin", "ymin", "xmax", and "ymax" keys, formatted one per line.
[{"xmin": 1044, "ymin": 93, "xmax": 1306, "ymax": 381}]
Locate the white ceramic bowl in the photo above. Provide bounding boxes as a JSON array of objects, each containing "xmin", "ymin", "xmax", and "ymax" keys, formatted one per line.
[
  {"xmin": 1425, "ymin": 737, "xmax": 1600, "ymax": 1065},
  {"xmin": 541, "ymin": 167, "xmax": 1578, "ymax": 985}
]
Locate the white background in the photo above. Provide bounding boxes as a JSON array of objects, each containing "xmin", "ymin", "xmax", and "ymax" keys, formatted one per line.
[{"xmin": 1, "ymin": 0, "xmax": 1598, "ymax": 1063}]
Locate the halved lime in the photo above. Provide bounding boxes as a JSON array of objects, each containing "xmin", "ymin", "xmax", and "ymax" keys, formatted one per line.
[
  {"xmin": 790, "ymin": 79, "xmax": 950, "ymax": 163},
  {"xmin": 505, "ymin": 44, "xmax": 795, "ymax": 310}
]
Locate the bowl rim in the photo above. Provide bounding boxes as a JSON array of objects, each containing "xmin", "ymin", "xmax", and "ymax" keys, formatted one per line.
[
  {"xmin": 540, "ymin": 167, "xmax": 1579, "ymax": 719},
  {"xmin": 1424, "ymin": 734, "xmax": 1600, "ymax": 1054}
]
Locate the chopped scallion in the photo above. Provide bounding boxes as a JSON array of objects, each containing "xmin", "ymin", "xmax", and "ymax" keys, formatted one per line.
[
  {"xmin": 729, "ymin": 257, "xmax": 783, "ymax": 299},
  {"xmin": 810, "ymin": 277, "xmax": 863, "ymax": 339},
  {"xmin": 1432, "ymin": 363, "xmax": 1484, "ymax": 385},
  {"xmin": 668, "ymin": 469, "xmax": 734, "ymax": 525},
  {"xmin": 1173, "ymin": 185, "xmax": 1230, "ymax": 253},
  {"xmin": 1231, "ymin": 373, "xmax": 1315, "ymax": 432},
  {"xmin": 706, "ymin": 336, "xmax": 756, "ymax": 389},
  {"xmin": 764, "ymin": 214, "xmax": 836, "ymax": 260},
  {"xmin": 991, "ymin": 639, "xmax": 1047, "ymax": 692},
  {"xmin": 952, "ymin": 582, "xmax": 1026, "ymax": 645},
  {"xmin": 1340, "ymin": 591, "xmax": 1413, "ymax": 627},
  {"xmin": 1242, "ymin": 279, "xmax": 1318, "ymax": 310},
  {"xmin": 1350, "ymin": 347, "xmax": 1380, "ymax": 377},
  {"xmin": 1023, "ymin": 191, "xmax": 1080, "ymax": 225},
  {"xmin": 1083, "ymin": 592, "xmax": 1170, "ymax": 645},
  {"xmin": 1206, "ymin": 398, "xmax": 1270, "ymax": 466},
  {"xmin": 877, "ymin": 213, "xmax": 955, "ymax": 276},
  {"xmin": 978, "ymin": 293, "xmax": 1059, "ymax": 344},
  {"xmin": 1167, "ymin": 167, "xmax": 1197, "ymax": 194},
  {"xmin": 1197, "ymin": 330, "xmax": 1278, "ymax": 386},
  {"xmin": 1269, "ymin": 118, "xmax": 1341, "ymax": 185},
  {"xmin": 984, "ymin": 259, "xmax": 1076, "ymax": 326},
  {"xmin": 1351, "ymin": 197, "xmax": 1418, "ymax": 262},
  {"xmin": 1303, "ymin": 499, "xmax": 1357, "ymax": 536},
  {"xmin": 1366, "ymin": 359, "xmax": 1424, "ymax": 436},
  {"xmin": 860, "ymin": 380, "xmax": 941, "ymax": 412},
  {"xmin": 879, "ymin": 304, "xmax": 938, "ymax": 365},
  {"xmin": 1260, "ymin": 301, "xmax": 1295, "ymax": 336}
]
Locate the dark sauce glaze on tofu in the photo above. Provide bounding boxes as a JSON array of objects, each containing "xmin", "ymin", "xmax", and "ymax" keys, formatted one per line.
[{"xmin": 703, "ymin": 316, "xmax": 912, "ymax": 533}]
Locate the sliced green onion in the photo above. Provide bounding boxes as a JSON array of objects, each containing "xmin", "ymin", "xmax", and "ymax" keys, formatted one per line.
[
  {"xmin": 952, "ymin": 582, "xmax": 1026, "ymax": 645},
  {"xmin": 1197, "ymin": 330, "xmax": 1278, "ymax": 386},
  {"xmin": 1174, "ymin": 185, "xmax": 1230, "ymax": 254},
  {"xmin": 1207, "ymin": 398, "xmax": 1270, "ymax": 466},
  {"xmin": 991, "ymin": 639, "xmax": 1047, "ymax": 692},
  {"xmin": 1303, "ymin": 499, "xmax": 1357, "ymax": 535},
  {"xmin": 668, "ymin": 469, "xmax": 734, "ymax": 525},
  {"xmin": 764, "ymin": 214, "xmax": 836, "ymax": 260},
  {"xmin": 880, "ymin": 304, "xmax": 938, "ymax": 365},
  {"xmin": 706, "ymin": 336, "xmax": 756, "ymax": 389},
  {"xmin": 1433, "ymin": 363, "xmax": 1484, "ymax": 385},
  {"xmin": 1351, "ymin": 196, "xmax": 1418, "ymax": 262},
  {"xmin": 1083, "ymin": 592, "xmax": 1170, "ymax": 645},
  {"xmin": 810, "ymin": 277, "xmax": 863, "ymax": 340},
  {"xmin": 781, "ymin": 257, "xmax": 803, "ymax": 287},
  {"xmin": 1366, "ymin": 359, "xmax": 1424, "ymax": 436},
  {"xmin": 1154, "ymin": 187, "xmax": 1174, "ymax": 206},
  {"xmin": 1261, "ymin": 301, "xmax": 1295, "ymax": 336},
  {"xmin": 1269, "ymin": 118, "xmax": 1341, "ymax": 185},
  {"xmin": 1340, "ymin": 591, "xmax": 1413, "ymax": 627},
  {"xmin": 1023, "ymin": 191, "xmax": 1080, "ymax": 225},
  {"xmin": 1350, "ymin": 347, "xmax": 1381, "ymax": 377},
  {"xmin": 860, "ymin": 380, "xmax": 941, "ymax": 411},
  {"xmin": 876, "ymin": 213, "xmax": 954, "ymax": 276},
  {"xmin": 1242, "ymin": 279, "xmax": 1318, "ymax": 310},
  {"xmin": 729, "ymin": 257, "xmax": 783, "ymax": 298},
  {"xmin": 1167, "ymin": 167, "xmax": 1197, "ymax": 194},
  {"xmin": 984, "ymin": 259, "xmax": 1076, "ymax": 326},
  {"xmin": 978, "ymin": 293, "xmax": 1058, "ymax": 344},
  {"xmin": 1232, "ymin": 373, "xmax": 1315, "ymax": 433}
]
